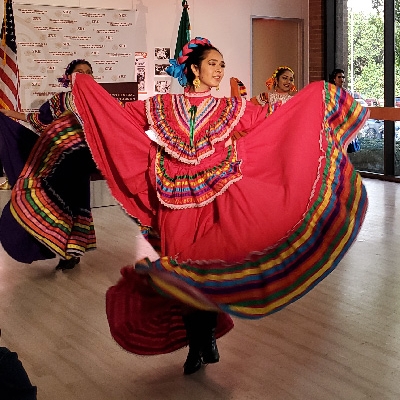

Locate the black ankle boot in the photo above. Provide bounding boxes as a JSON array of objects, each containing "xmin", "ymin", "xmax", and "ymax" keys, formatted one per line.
[
  {"xmin": 182, "ymin": 313, "xmax": 202, "ymax": 375},
  {"xmin": 201, "ymin": 328, "xmax": 219, "ymax": 364},
  {"xmin": 183, "ymin": 347, "xmax": 202, "ymax": 375},
  {"xmin": 55, "ymin": 257, "xmax": 80, "ymax": 271},
  {"xmin": 200, "ymin": 312, "xmax": 220, "ymax": 364}
]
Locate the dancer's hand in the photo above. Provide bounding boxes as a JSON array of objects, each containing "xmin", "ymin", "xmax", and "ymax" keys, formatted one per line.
[{"xmin": 230, "ymin": 77, "xmax": 247, "ymax": 98}]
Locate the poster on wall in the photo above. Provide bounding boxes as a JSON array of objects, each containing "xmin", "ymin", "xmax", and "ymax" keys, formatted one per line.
[
  {"xmin": 154, "ymin": 47, "xmax": 170, "ymax": 61},
  {"xmin": 154, "ymin": 80, "xmax": 171, "ymax": 94},
  {"xmin": 135, "ymin": 51, "xmax": 147, "ymax": 94},
  {"xmin": 99, "ymin": 82, "xmax": 138, "ymax": 104},
  {"xmin": 154, "ymin": 47, "xmax": 171, "ymax": 93},
  {"xmin": 13, "ymin": 4, "xmax": 136, "ymax": 111}
]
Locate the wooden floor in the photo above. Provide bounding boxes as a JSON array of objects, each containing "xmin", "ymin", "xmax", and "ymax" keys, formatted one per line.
[{"xmin": 1, "ymin": 178, "xmax": 400, "ymax": 400}]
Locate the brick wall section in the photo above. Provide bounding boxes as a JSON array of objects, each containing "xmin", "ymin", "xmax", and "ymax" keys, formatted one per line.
[{"xmin": 308, "ymin": 0, "xmax": 325, "ymax": 81}]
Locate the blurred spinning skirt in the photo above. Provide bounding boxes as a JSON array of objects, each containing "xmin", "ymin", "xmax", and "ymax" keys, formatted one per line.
[{"xmin": 4, "ymin": 112, "xmax": 96, "ymax": 261}]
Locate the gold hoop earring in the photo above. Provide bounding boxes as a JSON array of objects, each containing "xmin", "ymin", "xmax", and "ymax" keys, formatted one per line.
[{"xmin": 193, "ymin": 76, "xmax": 201, "ymax": 89}]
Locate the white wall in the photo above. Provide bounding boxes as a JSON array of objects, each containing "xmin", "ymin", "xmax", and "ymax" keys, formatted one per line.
[{"xmin": 3, "ymin": 0, "xmax": 308, "ymax": 98}]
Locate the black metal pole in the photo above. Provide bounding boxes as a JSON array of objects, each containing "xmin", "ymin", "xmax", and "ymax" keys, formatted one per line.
[
  {"xmin": 384, "ymin": 0, "xmax": 395, "ymax": 176},
  {"xmin": 324, "ymin": 0, "xmax": 336, "ymax": 80}
]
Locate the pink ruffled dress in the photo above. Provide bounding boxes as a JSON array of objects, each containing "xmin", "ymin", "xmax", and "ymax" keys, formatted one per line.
[{"xmin": 72, "ymin": 75, "xmax": 368, "ymax": 355}]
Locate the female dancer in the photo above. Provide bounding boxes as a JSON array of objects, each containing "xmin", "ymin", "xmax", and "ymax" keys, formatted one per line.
[
  {"xmin": 249, "ymin": 66, "xmax": 296, "ymax": 114},
  {"xmin": 0, "ymin": 59, "xmax": 96, "ymax": 270},
  {"xmin": 70, "ymin": 37, "xmax": 368, "ymax": 374},
  {"xmin": 229, "ymin": 66, "xmax": 296, "ymax": 139},
  {"xmin": 328, "ymin": 68, "xmax": 361, "ymax": 153},
  {"xmin": 328, "ymin": 68, "xmax": 346, "ymax": 87}
]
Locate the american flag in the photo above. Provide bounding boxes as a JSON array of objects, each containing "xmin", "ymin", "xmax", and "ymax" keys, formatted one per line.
[{"xmin": 0, "ymin": 0, "xmax": 21, "ymax": 111}]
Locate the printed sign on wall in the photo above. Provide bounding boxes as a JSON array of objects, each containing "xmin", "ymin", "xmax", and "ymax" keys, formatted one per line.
[{"xmin": 14, "ymin": 4, "xmax": 136, "ymax": 111}]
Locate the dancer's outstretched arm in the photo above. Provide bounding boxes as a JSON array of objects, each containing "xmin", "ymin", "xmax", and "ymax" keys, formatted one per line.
[{"xmin": 0, "ymin": 109, "xmax": 27, "ymax": 121}]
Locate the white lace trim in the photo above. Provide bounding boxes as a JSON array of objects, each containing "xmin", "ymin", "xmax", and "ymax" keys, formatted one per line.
[{"xmin": 268, "ymin": 92, "xmax": 292, "ymax": 106}]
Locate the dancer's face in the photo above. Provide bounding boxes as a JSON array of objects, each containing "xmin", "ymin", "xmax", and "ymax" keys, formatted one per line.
[
  {"xmin": 192, "ymin": 49, "xmax": 225, "ymax": 91},
  {"xmin": 275, "ymin": 70, "xmax": 294, "ymax": 93},
  {"xmin": 68, "ymin": 63, "xmax": 93, "ymax": 86},
  {"xmin": 334, "ymin": 73, "xmax": 345, "ymax": 88}
]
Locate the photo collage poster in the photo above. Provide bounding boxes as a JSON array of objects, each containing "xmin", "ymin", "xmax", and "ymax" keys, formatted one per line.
[
  {"xmin": 135, "ymin": 52, "xmax": 147, "ymax": 94},
  {"xmin": 154, "ymin": 47, "xmax": 171, "ymax": 94}
]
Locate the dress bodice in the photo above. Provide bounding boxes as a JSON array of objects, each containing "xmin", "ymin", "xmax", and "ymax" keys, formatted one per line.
[
  {"xmin": 145, "ymin": 91, "xmax": 247, "ymax": 209},
  {"xmin": 255, "ymin": 91, "xmax": 293, "ymax": 115},
  {"xmin": 146, "ymin": 91, "xmax": 246, "ymax": 165},
  {"xmin": 26, "ymin": 91, "xmax": 75, "ymax": 134}
]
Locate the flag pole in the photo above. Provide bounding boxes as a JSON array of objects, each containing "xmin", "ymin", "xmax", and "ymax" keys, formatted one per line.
[
  {"xmin": 2, "ymin": 0, "xmax": 7, "ymax": 63},
  {"xmin": 173, "ymin": 0, "xmax": 191, "ymax": 59}
]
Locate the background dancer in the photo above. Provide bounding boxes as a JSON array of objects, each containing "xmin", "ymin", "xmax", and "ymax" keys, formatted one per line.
[{"xmin": 0, "ymin": 59, "xmax": 97, "ymax": 270}]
